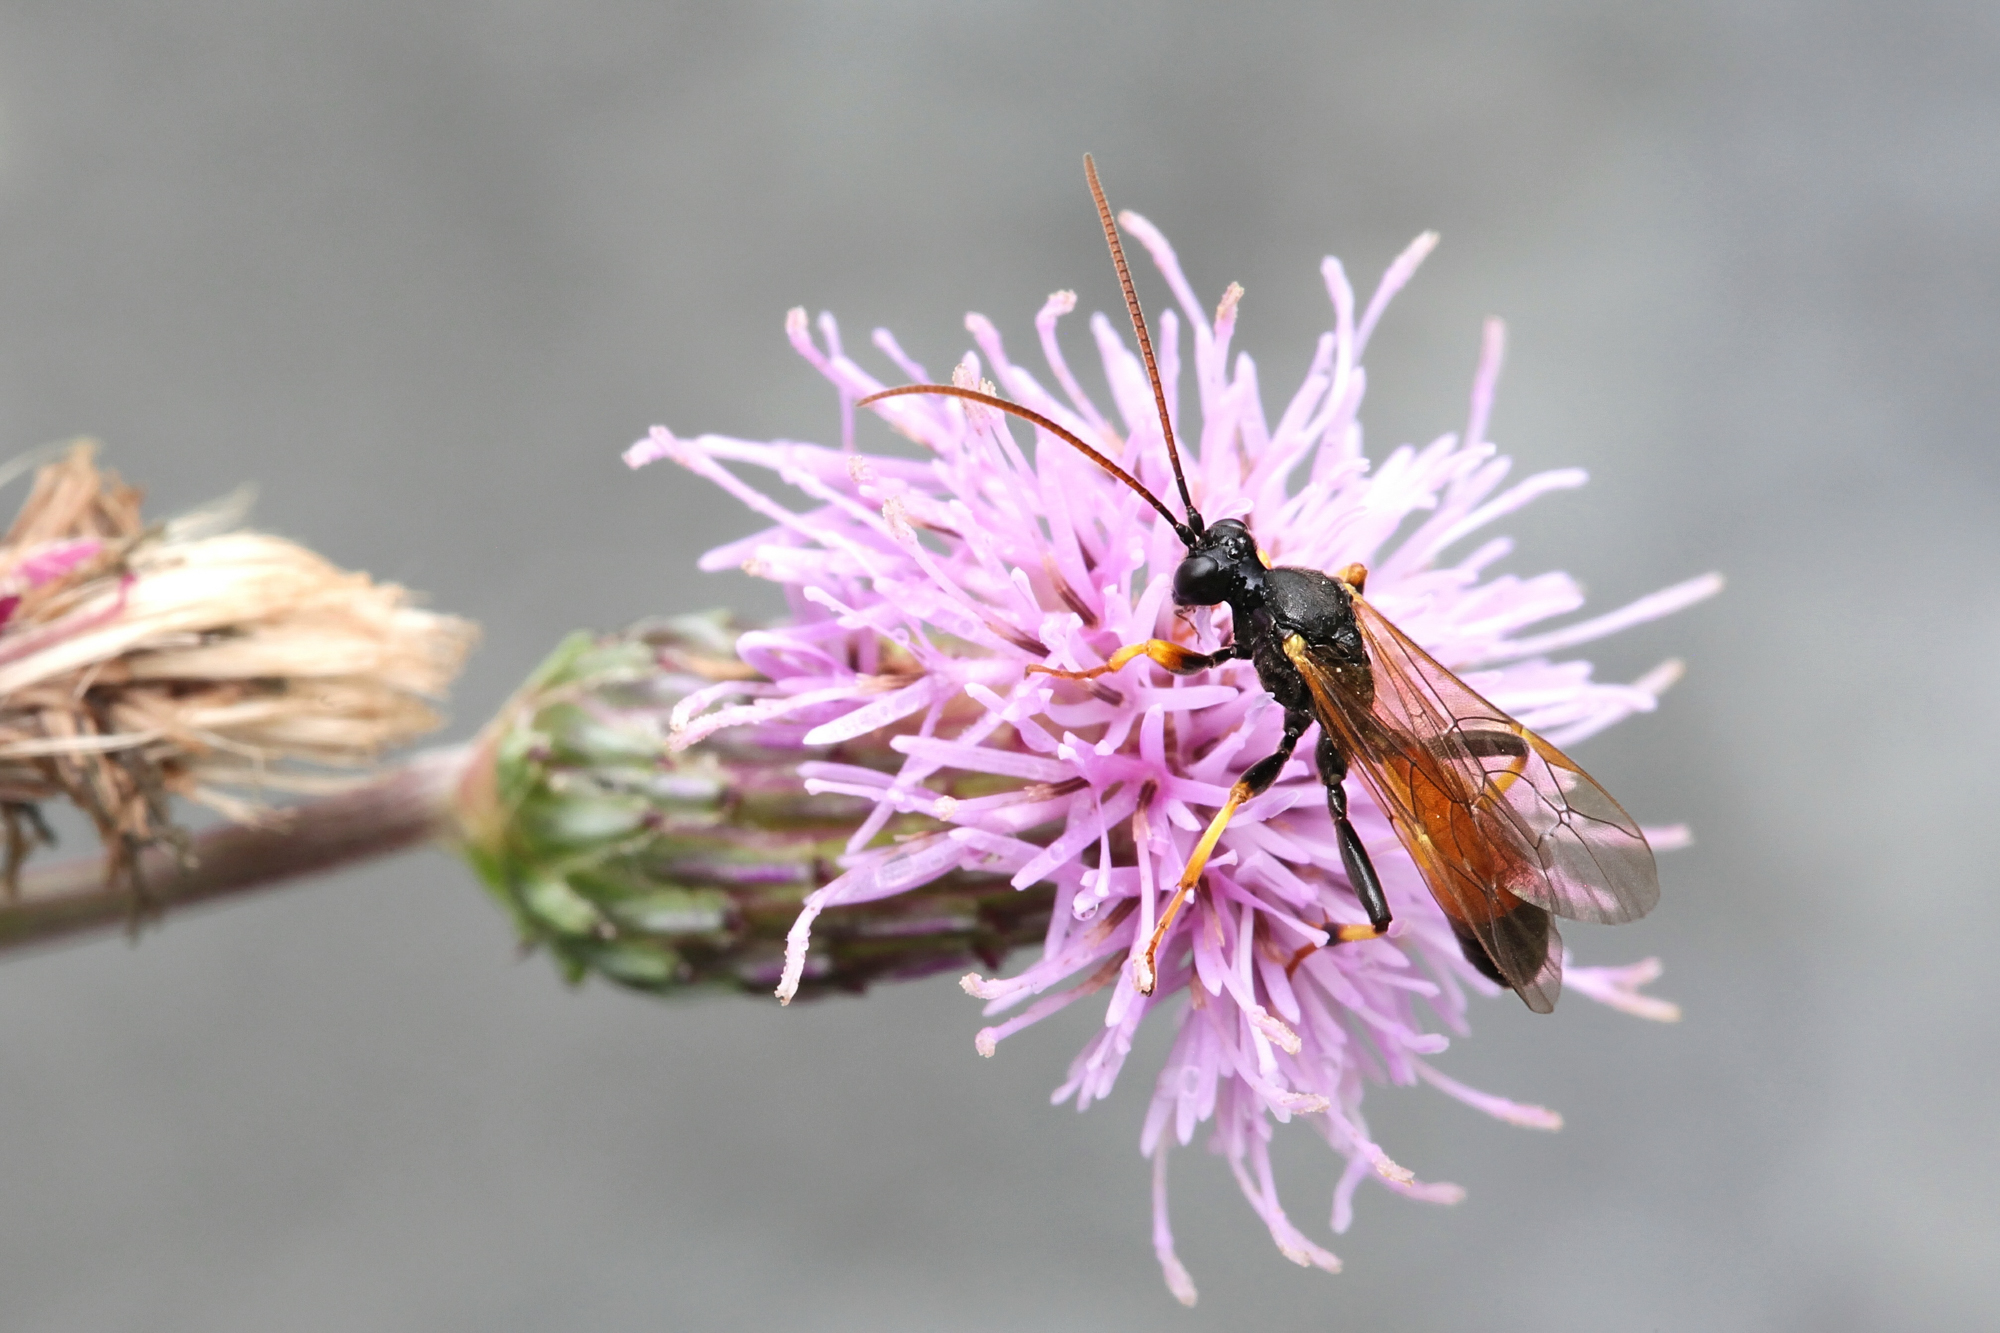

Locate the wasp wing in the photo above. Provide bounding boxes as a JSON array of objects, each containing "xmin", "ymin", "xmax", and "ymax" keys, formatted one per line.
[{"xmin": 1284, "ymin": 596, "xmax": 1658, "ymax": 1010}]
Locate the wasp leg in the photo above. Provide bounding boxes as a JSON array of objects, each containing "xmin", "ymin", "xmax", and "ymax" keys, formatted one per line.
[
  {"xmin": 1029, "ymin": 639, "xmax": 1238, "ymax": 681},
  {"xmin": 1316, "ymin": 731, "xmax": 1391, "ymax": 944},
  {"xmin": 1459, "ymin": 726, "xmax": 1529, "ymax": 760},
  {"xmin": 1135, "ymin": 709, "xmax": 1310, "ymax": 994}
]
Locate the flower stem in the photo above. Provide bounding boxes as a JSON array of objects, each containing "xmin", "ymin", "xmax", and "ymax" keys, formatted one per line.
[{"xmin": 0, "ymin": 745, "xmax": 471, "ymax": 953}]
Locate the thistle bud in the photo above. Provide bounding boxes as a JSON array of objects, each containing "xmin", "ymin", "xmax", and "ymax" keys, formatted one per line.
[{"xmin": 455, "ymin": 613, "xmax": 1049, "ymax": 998}]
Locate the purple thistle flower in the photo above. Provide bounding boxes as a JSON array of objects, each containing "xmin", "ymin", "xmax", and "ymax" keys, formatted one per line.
[{"xmin": 627, "ymin": 212, "xmax": 1716, "ymax": 1300}]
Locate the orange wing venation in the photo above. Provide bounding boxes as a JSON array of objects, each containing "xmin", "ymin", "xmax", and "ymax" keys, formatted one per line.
[{"xmin": 1284, "ymin": 597, "xmax": 1658, "ymax": 1009}]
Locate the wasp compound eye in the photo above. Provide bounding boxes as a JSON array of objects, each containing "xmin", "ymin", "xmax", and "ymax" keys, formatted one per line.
[{"xmin": 1173, "ymin": 553, "xmax": 1229, "ymax": 606}]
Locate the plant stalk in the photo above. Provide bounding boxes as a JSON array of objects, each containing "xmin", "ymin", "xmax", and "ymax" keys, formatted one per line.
[{"xmin": 0, "ymin": 744, "xmax": 471, "ymax": 953}]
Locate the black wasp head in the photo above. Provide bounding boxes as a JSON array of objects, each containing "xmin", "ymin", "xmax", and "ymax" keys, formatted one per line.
[{"xmin": 1172, "ymin": 518, "xmax": 1259, "ymax": 607}]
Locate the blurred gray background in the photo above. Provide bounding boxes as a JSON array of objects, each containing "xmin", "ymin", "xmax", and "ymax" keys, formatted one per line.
[{"xmin": 0, "ymin": 3, "xmax": 1991, "ymax": 1330}]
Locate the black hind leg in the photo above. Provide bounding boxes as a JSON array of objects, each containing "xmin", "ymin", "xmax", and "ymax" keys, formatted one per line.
[{"xmin": 1316, "ymin": 731, "xmax": 1391, "ymax": 941}]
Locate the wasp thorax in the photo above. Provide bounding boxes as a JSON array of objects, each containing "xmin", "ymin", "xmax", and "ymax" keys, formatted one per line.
[{"xmin": 1172, "ymin": 518, "xmax": 1258, "ymax": 607}]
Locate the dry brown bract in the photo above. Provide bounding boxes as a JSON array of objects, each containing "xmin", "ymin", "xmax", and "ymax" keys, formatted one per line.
[{"xmin": 0, "ymin": 442, "xmax": 477, "ymax": 889}]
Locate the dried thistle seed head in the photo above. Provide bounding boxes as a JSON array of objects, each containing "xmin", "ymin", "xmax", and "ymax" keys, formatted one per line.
[{"xmin": 0, "ymin": 441, "xmax": 477, "ymax": 882}]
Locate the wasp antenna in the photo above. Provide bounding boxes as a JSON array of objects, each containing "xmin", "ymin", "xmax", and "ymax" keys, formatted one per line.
[
  {"xmin": 857, "ymin": 383, "xmax": 1197, "ymax": 545},
  {"xmin": 1083, "ymin": 154, "xmax": 1203, "ymax": 538}
]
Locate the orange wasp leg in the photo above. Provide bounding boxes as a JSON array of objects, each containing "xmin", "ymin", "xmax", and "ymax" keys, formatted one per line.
[
  {"xmin": 1283, "ymin": 918, "xmax": 1390, "ymax": 979},
  {"xmin": 1136, "ymin": 708, "xmax": 1310, "ymax": 994},
  {"xmin": 1028, "ymin": 639, "xmax": 1238, "ymax": 681}
]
